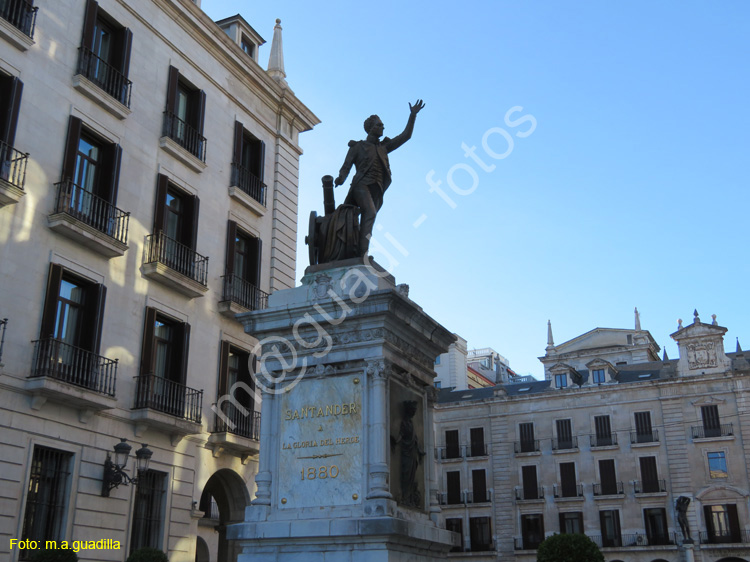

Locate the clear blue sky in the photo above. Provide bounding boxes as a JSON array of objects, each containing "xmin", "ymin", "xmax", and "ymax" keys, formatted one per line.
[{"xmin": 203, "ymin": 1, "xmax": 750, "ymax": 378}]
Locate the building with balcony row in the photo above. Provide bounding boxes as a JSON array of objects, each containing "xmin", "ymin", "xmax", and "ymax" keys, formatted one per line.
[
  {"xmin": 0, "ymin": 0, "xmax": 318, "ymax": 560},
  {"xmin": 434, "ymin": 311, "xmax": 750, "ymax": 562}
]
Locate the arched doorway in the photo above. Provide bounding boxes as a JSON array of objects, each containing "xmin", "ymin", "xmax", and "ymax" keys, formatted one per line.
[
  {"xmin": 198, "ymin": 469, "xmax": 251, "ymax": 562},
  {"xmin": 195, "ymin": 536, "xmax": 210, "ymax": 562},
  {"xmin": 716, "ymin": 558, "xmax": 749, "ymax": 562}
]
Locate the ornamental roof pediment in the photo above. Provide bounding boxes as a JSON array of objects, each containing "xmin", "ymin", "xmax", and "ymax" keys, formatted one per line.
[
  {"xmin": 671, "ymin": 321, "xmax": 728, "ymax": 341},
  {"xmin": 585, "ymin": 358, "xmax": 617, "ymax": 372}
]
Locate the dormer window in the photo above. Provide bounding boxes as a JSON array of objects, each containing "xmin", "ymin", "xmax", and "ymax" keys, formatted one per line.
[
  {"xmin": 592, "ymin": 369, "xmax": 606, "ymax": 384},
  {"xmin": 241, "ymin": 35, "xmax": 254, "ymax": 57},
  {"xmin": 555, "ymin": 373, "xmax": 567, "ymax": 389}
]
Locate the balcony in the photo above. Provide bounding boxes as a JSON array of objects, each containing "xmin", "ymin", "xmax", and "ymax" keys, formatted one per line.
[
  {"xmin": 208, "ymin": 410, "xmax": 261, "ymax": 458},
  {"xmin": 589, "ymin": 533, "xmax": 675, "ymax": 548},
  {"xmin": 552, "ymin": 436, "xmax": 578, "ymax": 451},
  {"xmin": 437, "ymin": 491, "xmax": 465, "ymax": 506},
  {"xmin": 229, "ymin": 162, "xmax": 266, "ymax": 214},
  {"xmin": 553, "ymin": 483, "xmax": 584, "ymax": 499},
  {"xmin": 593, "ymin": 481, "xmax": 624, "ymax": 496},
  {"xmin": 160, "ymin": 111, "xmax": 206, "ymax": 172},
  {"xmin": 587, "ymin": 534, "xmax": 623, "ymax": 548},
  {"xmin": 514, "ymin": 537, "xmax": 542, "ymax": 551},
  {"xmin": 467, "ymin": 541, "xmax": 494, "ymax": 553},
  {"xmin": 131, "ymin": 374, "xmax": 203, "ymax": 443},
  {"xmin": 633, "ymin": 479, "xmax": 667, "ymax": 494},
  {"xmin": 436, "ymin": 445, "xmax": 463, "ymax": 461},
  {"xmin": 48, "ymin": 180, "xmax": 130, "ymax": 257},
  {"xmin": 692, "ymin": 424, "xmax": 734, "ymax": 440},
  {"xmin": 141, "ymin": 232, "xmax": 209, "ymax": 298},
  {"xmin": 218, "ymin": 274, "xmax": 269, "ymax": 318},
  {"xmin": 465, "ymin": 490, "xmax": 492, "ymax": 504},
  {"xmin": 630, "ymin": 429, "xmax": 659, "ymax": 445},
  {"xmin": 466, "ymin": 442, "xmax": 489, "ymax": 458},
  {"xmin": 26, "ymin": 338, "xmax": 118, "ymax": 417},
  {"xmin": 0, "ymin": 140, "xmax": 28, "ymax": 207},
  {"xmin": 515, "ymin": 439, "xmax": 540, "ymax": 454},
  {"xmin": 699, "ymin": 529, "xmax": 750, "ymax": 545},
  {"xmin": 515, "ymin": 485, "xmax": 544, "ymax": 501},
  {"xmin": 73, "ymin": 46, "xmax": 132, "ymax": 119},
  {"xmin": 590, "ymin": 432, "xmax": 618, "ymax": 448},
  {"xmin": 0, "ymin": 0, "xmax": 37, "ymax": 50}
]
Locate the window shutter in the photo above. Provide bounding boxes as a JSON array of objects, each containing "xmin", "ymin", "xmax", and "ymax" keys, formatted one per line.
[
  {"xmin": 471, "ymin": 469, "xmax": 486, "ymax": 501},
  {"xmin": 89, "ymin": 284, "xmax": 107, "ymax": 354},
  {"xmin": 703, "ymin": 505, "xmax": 715, "ymax": 536},
  {"xmin": 635, "ymin": 411, "xmax": 652, "ymax": 435},
  {"xmin": 153, "ymin": 174, "xmax": 169, "ymax": 233},
  {"xmin": 728, "ymin": 504, "xmax": 741, "ymax": 541},
  {"xmin": 702, "ymin": 405, "xmax": 720, "ymax": 430},
  {"xmin": 522, "ymin": 465, "xmax": 538, "ymax": 499},
  {"xmin": 225, "ymin": 220, "xmax": 237, "ymax": 276},
  {"xmin": 558, "ymin": 512, "xmax": 566, "ymax": 533},
  {"xmin": 140, "ymin": 308, "xmax": 157, "ymax": 375},
  {"xmin": 599, "ymin": 459, "xmax": 616, "ymax": 494},
  {"xmin": 118, "ymin": 28, "xmax": 133, "ymax": 78},
  {"xmin": 233, "ymin": 121, "xmax": 243, "ymax": 165},
  {"xmin": 177, "ymin": 321, "xmax": 191, "ymax": 384},
  {"xmin": 196, "ymin": 90, "xmax": 206, "ymax": 136},
  {"xmin": 40, "ymin": 263, "xmax": 64, "ymax": 338},
  {"xmin": 61, "ymin": 117, "xmax": 83, "ymax": 181},
  {"xmin": 189, "ymin": 195, "xmax": 200, "ymax": 250},
  {"xmin": 218, "ymin": 341, "xmax": 230, "ymax": 396},
  {"xmin": 0, "ymin": 76, "xmax": 23, "ymax": 147},
  {"xmin": 81, "ymin": 0, "xmax": 99, "ymax": 49},
  {"xmin": 254, "ymin": 237, "xmax": 262, "ymax": 287},
  {"xmin": 99, "ymin": 143, "xmax": 122, "ymax": 204},
  {"xmin": 258, "ymin": 140, "xmax": 266, "ymax": 184},
  {"xmin": 165, "ymin": 66, "xmax": 179, "ymax": 113}
]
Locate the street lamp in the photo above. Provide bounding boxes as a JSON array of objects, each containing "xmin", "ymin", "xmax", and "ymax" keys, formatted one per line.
[{"xmin": 101, "ymin": 438, "xmax": 153, "ymax": 497}]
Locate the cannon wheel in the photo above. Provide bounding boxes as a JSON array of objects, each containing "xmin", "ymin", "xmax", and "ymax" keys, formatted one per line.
[{"xmin": 305, "ymin": 210, "xmax": 318, "ymax": 265}]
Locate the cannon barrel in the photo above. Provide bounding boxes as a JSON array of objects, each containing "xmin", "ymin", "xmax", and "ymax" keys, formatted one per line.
[{"xmin": 322, "ymin": 175, "xmax": 336, "ymax": 216}]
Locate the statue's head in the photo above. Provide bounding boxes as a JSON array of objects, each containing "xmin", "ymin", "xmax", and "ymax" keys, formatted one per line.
[
  {"xmin": 364, "ymin": 115, "xmax": 384, "ymax": 137},
  {"xmin": 403, "ymin": 400, "xmax": 418, "ymax": 418}
]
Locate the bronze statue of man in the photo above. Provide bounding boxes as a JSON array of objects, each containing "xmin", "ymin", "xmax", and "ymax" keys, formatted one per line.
[{"xmin": 335, "ymin": 100, "xmax": 425, "ymax": 256}]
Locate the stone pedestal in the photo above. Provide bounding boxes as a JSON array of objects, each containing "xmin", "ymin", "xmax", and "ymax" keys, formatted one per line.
[{"xmin": 228, "ymin": 260, "xmax": 458, "ymax": 561}]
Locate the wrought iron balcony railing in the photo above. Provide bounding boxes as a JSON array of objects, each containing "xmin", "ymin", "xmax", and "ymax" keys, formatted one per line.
[
  {"xmin": 1, "ymin": 140, "xmax": 28, "ymax": 189},
  {"xmin": 221, "ymin": 274, "xmax": 268, "ymax": 311},
  {"xmin": 590, "ymin": 432, "xmax": 618, "ymax": 447},
  {"xmin": 133, "ymin": 374, "xmax": 202, "ymax": 423},
  {"xmin": 0, "ymin": 0, "xmax": 37, "ymax": 38},
  {"xmin": 77, "ymin": 46, "xmax": 132, "ymax": 107},
  {"xmin": 230, "ymin": 162, "xmax": 266, "ymax": 206},
  {"xmin": 468, "ymin": 541, "xmax": 494, "ymax": 552},
  {"xmin": 552, "ymin": 436, "xmax": 578, "ymax": 451},
  {"xmin": 466, "ymin": 442, "xmax": 489, "ymax": 457},
  {"xmin": 514, "ymin": 537, "xmax": 543, "ymax": 550},
  {"xmin": 515, "ymin": 485, "xmax": 544, "ymax": 501},
  {"xmin": 30, "ymin": 338, "xmax": 117, "ymax": 397},
  {"xmin": 144, "ymin": 232, "xmax": 208, "ymax": 286},
  {"xmin": 630, "ymin": 429, "xmax": 659, "ymax": 444},
  {"xmin": 699, "ymin": 529, "xmax": 750, "ymax": 545},
  {"xmin": 53, "ymin": 180, "xmax": 130, "ymax": 244},
  {"xmin": 553, "ymin": 483, "xmax": 584, "ymax": 498},
  {"xmin": 436, "ymin": 445, "xmax": 463, "ymax": 460},
  {"xmin": 515, "ymin": 439, "xmax": 540, "ymax": 454},
  {"xmin": 593, "ymin": 481, "xmax": 624, "ymax": 496},
  {"xmin": 587, "ymin": 534, "xmax": 624, "ymax": 548},
  {"xmin": 162, "ymin": 111, "xmax": 206, "ymax": 162},
  {"xmin": 213, "ymin": 409, "xmax": 260, "ymax": 440},
  {"xmin": 437, "ymin": 491, "xmax": 465, "ymax": 506},
  {"xmin": 692, "ymin": 424, "xmax": 733, "ymax": 439},
  {"xmin": 465, "ymin": 490, "xmax": 492, "ymax": 504},
  {"xmin": 633, "ymin": 479, "xmax": 667, "ymax": 494}
]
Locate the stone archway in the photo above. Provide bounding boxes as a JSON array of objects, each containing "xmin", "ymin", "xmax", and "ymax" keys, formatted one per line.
[
  {"xmin": 715, "ymin": 558, "xmax": 749, "ymax": 562},
  {"xmin": 198, "ymin": 469, "xmax": 252, "ymax": 562},
  {"xmin": 195, "ymin": 536, "xmax": 210, "ymax": 562}
]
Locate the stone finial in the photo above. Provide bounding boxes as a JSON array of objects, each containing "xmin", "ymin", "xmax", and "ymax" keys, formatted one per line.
[
  {"xmin": 634, "ymin": 307, "xmax": 641, "ymax": 331},
  {"xmin": 694, "ymin": 309, "xmax": 700, "ymax": 324},
  {"xmin": 678, "ymin": 318, "xmax": 683, "ymax": 329},
  {"xmin": 267, "ymin": 18, "xmax": 287, "ymax": 84},
  {"xmin": 546, "ymin": 319, "xmax": 555, "ymax": 351},
  {"xmin": 711, "ymin": 314, "xmax": 717, "ymax": 325}
]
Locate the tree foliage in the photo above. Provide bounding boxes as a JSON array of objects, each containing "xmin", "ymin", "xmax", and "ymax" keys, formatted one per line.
[
  {"xmin": 29, "ymin": 548, "xmax": 79, "ymax": 562},
  {"xmin": 125, "ymin": 548, "xmax": 169, "ymax": 562},
  {"xmin": 537, "ymin": 533, "xmax": 605, "ymax": 562}
]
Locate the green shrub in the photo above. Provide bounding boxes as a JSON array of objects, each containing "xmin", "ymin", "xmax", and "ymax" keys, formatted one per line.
[
  {"xmin": 125, "ymin": 548, "xmax": 169, "ymax": 562},
  {"xmin": 28, "ymin": 548, "xmax": 78, "ymax": 562},
  {"xmin": 537, "ymin": 533, "xmax": 605, "ymax": 562}
]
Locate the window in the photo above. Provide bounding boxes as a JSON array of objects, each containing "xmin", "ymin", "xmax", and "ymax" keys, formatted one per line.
[
  {"xmin": 704, "ymin": 504, "xmax": 741, "ymax": 543},
  {"xmin": 519, "ymin": 422, "xmax": 536, "ymax": 453},
  {"xmin": 216, "ymin": 341, "xmax": 257, "ymax": 438},
  {"xmin": 592, "ymin": 368, "xmax": 605, "ymax": 384},
  {"xmin": 0, "ymin": 0, "xmax": 37, "ymax": 37},
  {"xmin": 0, "ymin": 72, "xmax": 25, "ymax": 189},
  {"xmin": 634, "ymin": 411, "xmax": 654, "ymax": 443},
  {"xmin": 469, "ymin": 427, "xmax": 485, "ymax": 457},
  {"xmin": 130, "ymin": 470, "xmax": 166, "ymax": 553},
  {"xmin": 21, "ymin": 446, "xmax": 73, "ymax": 554},
  {"xmin": 701, "ymin": 405, "xmax": 721, "ymax": 438},
  {"xmin": 521, "ymin": 514, "xmax": 544, "ymax": 550},
  {"xmin": 638, "ymin": 456, "xmax": 661, "ymax": 493},
  {"xmin": 164, "ymin": 66, "xmax": 206, "ymax": 161},
  {"xmin": 471, "ymin": 469, "xmax": 487, "ymax": 503},
  {"xmin": 57, "ymin": 116, "xmax": 125, "ymax": 239},
  {"xmin": 435, "ymin": 355, "xmax": 441, "ymax": 365},
  {"xmin": 446, "ymin": 471, "xmax": 461, "ymax": 504},
  {"xmin": 78, "ymin": 0, "xmax": 132, "ymax": 106},
  {"xmin": 434, "ymin": 380, "xmax": 441, "ymax": 389},
  {"xmin": 231, "ymin": 120, "xmax": 266, "ymax": 204},
  {"xmin": 554, "ymin": 373, "xmax": 567, "ymax": 388},
  {"xmin": 594, "ymin": 415, "xmax": 613, "ymax": 446},
  {"xmin": 597, "ymin": 459, "xmax": 619, "ymax": 495},
  {"xmin": 223, "ymin": 220, "xmax": 264, "ymax": 310},
  {"xmin": 643, "ymin": 508, "xmax": 669, "ymax": 545},
  {"xmin": 600, "ymin": 510, "xmax": 621, "ymax": 547},
  {"xmin": 559, "ymin": 512, "xmax": 583, "ymax": 534},
  {"xmin": 445, "ymin": 518, "xmax": 463, "ymax": 552},
  {"xmin": 559, "ymin": 462, "xmax": 578, "ymax": 498},
  {"xmin": 445, "ymin": 429, "xmax": 460, "ymax": 459},
  {"xmin": 35, "ymin": 264, "xmax": 108, "ymax": 390},
  {"xmin": 555, "ymin": 419, "xmax": 574, "ymax": 449},
  {"xmin": 240, "ymin": 35, "xmax": 254, "ymax": 57},
  {"xmin": 469, "ymin": 516, "xmax": 492, "ymax": 551},
  {"xmin": 708, "ymin": 451, "xmax": 728, "ymax": 478},
  {"xmin": 521, "ymin": 465, "xmax": 540, "ymax": 500}
]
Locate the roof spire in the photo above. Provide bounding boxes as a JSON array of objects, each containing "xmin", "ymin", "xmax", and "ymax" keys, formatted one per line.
[
  {"xmin": 546, "ymin": 319, "xmax": 555, "ymax": 351},
  {"xmin": 663, "ymin": 348, "xmax": 669, "ymax": 361},
  {"xmin": 634, "ymin": 307, "xmax": 641, "ymax": 331},
  {"xmin": 267, "ymin": 18, "xmax": 287, "ymax": 84},
  {"xmin": 737, "ymin": 338, "xmax": 743, "ymax": 354}
]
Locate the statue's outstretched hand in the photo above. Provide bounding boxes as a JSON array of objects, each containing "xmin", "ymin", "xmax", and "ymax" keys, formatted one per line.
[
  {"xmin": 334, "ymin": 176, "xmax": 344, "ymax": 187},
  {"xmin": 409, "ymin": 99, "xmax": 425, "ymax": 115}
]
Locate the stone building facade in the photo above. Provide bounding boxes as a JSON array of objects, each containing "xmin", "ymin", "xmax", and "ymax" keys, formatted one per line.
[
  {"xmin": 435, "ymin": 312, "xmax": 750, "ymax": 562},
  {"xmin": 0, "ymin": 1, "xmax": 317, "ymax": 560}
]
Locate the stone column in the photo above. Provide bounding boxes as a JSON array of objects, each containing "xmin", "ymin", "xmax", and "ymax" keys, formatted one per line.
[
  {"xmin": 366, "ymin": 358, "xmax": 392, "ymax": 499},
  {"xmin": 252, "ymin": 385, "xmax": 274, "ymax": 506},
  {"xmin": 425, "ymin": 386, "xmax": 441, "ymax": 523}
]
